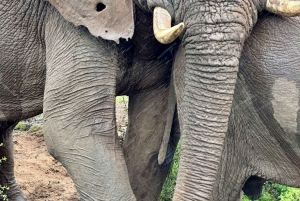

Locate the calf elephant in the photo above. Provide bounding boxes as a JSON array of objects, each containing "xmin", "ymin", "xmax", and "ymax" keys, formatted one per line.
[{"xmin": 1, "ymin": 0, "xmax": 300, "ymax": 201}]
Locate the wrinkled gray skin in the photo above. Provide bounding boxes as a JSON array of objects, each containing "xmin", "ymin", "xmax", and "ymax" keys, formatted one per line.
[
  {"xmin": 0, "ymin": 1, "xmax": 179, "ymax": 200},
  {"xmin": 226, "ymin": 13, "xmax": 300, "ymax": 200},
  {"xmin": 145, "ymin": 1, "xmax": 300, "ymax": 200},
  {"xmin": 1, "ymin": 0, "xmax": 300, "ymax": 201},
  {"xmin": 136, "ymin": 0, "xmax": 267, "ymax": 200},
  {"xmin": 172, "ymin": 12, "xmax": 300, "ymax": 201}
]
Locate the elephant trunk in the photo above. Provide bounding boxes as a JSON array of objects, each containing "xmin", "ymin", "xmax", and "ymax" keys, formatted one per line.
[{"xmin": 173, "ymin": 2, "xmax": 257, "ymax": 200}]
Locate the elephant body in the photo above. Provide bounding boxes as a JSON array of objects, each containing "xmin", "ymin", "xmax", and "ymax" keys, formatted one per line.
[
  {"xmin": 1, "ymin": 0, "xmax": 300, "ymax": 200},
  {"xmin": 216, "ymin": 14, "xmax": 300, "ymax": 200},
  {"xmin": 172, "ymin": 13, "xmax": 300, "ymax": 200},
  {"xmin": 0, "ymin": 1, "xmax": 178, "ymax": 200}
]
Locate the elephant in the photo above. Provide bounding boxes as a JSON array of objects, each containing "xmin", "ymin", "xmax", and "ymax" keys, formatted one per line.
[
  {"xmin": 1, "ymin": 0, "xmax": 300, "ymax": 201},
  {"xmin": 172, "ymin": 12, "xmax": 300, "ymax": 200},
  {"xmin": 0, "ymin": 1, "xmax": 180, "ymax": 200},
  {"xmin": 228, "ymin": 13, "xmax": 300, "ymax": 200},
  {"xmin": 170, "ymin": 10, "xmax": 300, "ymax": 201}
]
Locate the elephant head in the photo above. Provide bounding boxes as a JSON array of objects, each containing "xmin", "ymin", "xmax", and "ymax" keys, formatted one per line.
[{"xmin": 44, "ymin": 0, "xmax": 300, "ymax": 200}]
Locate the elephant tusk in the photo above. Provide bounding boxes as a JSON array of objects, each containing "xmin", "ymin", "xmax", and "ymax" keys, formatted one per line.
[
  {"xmin": 153, "ymin": 7, "xmax": 185, "ymax": 44},
  {"xmin": 266, "ymin": 0, "xmax": 300, "ymax": 17}
]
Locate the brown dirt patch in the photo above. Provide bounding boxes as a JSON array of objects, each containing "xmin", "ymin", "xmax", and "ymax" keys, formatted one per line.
[{"xmin": 13, "ymin": 132, "xmax": 80, "ymax": 201}]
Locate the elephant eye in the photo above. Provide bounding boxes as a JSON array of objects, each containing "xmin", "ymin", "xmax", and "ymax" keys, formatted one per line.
[{"xmin": 96, "ymin": 3, "xmax": 106, "ymax": 12}]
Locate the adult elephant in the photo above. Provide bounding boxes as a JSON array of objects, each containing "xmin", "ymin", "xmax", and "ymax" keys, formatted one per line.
[
  {"xmin": 147, "ymin": 0, "xmax": 300, "ymax": 200},
  {"xmin": 1, "ymin": 1, "xmax": 300, "ymax": 201},
  {"xmin": 0, "ymin": 1, "xmax": 179, "ymax": 200},
  {"xmin": 224, "ymin": 13, "xmax": 300, "ymax": 200},
  {"xmin": 172, "ymin": 12, "xmax": 300, "ymax": 200}
]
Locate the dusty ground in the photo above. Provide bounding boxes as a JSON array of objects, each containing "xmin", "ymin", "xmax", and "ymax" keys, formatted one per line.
[
  {"xmin": 14, "ymin": 132, "xmax": 80, "ymax": 201},
  {"xmin": 12, "ymin": 97, "xmax": 129, "ymax": 201}
]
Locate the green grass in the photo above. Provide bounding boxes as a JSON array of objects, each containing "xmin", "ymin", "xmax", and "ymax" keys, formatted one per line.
[
  {"xmin": 242, "ymin": 182, "xmax": 300, "ymax": 201},
  {"xmin": 14, "ymin": 122, "xmax": 28, "ymax": 131},
  {"xmin": 159, "ymin": 141, "xmax": 181, "ymax": 201}
]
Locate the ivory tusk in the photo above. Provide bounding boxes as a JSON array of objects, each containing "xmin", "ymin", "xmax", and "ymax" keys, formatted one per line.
[
  {"xmin": 153, "ymin": 7, "xmax": 185, "ymax": 44},
  {"xmin": 266, "ymin": 0, "xmax": 300, "ymax": 17}
]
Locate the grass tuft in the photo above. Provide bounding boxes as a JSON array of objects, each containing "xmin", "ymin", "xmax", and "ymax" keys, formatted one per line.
[{"xmin": 159, "ymin": 141, "xmax": 181, "ymax": 200}]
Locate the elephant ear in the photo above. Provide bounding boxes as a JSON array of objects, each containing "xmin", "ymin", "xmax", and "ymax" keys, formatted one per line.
[{"xmin": 48, "ymin": 0, "xmax": 135, "ymax": 43}]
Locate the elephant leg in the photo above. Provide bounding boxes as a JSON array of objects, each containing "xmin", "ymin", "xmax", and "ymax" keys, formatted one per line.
[
  {"xmin": 43, "ymin": 8, "xmax": 135, "ymax": 200},
  {"xmin": 123, "ymin": 86, "xmax": 180, "ymax": 201},
  {"xmin": 0, "ymin": 122, "xmax": 27, "ymax": 201}
]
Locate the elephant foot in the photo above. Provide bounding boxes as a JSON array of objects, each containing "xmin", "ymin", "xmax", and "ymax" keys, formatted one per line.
[
  {"xmin": 5, "ymin": 184, "xmax": 27, "ymax": 201},
  {"xmin": 6, "ymin": 194, "xmax": 27, "ymax": 201},
  {"xmin": 0, "ymin": 173, "xmax": 27, "ymax": 201}
]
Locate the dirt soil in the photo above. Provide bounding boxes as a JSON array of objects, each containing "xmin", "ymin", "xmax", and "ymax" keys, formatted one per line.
[
  {"xmin": 14, "ymin": 132, "xmax": 80, "ymax": 201},
  {"xmin": 12, "ymin": 98, "xmax": 128, "ymax": 201}
]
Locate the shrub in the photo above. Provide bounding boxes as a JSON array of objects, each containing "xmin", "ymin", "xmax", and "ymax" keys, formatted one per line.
[
  {"xmin": 0, "ymin": 186, "xmax": 9, "ymax": 201},
  {"xmin": 242, "ymin": 181, "xmax": 300, "ymax": 201},
  {"xmin": 14, "ymin": 122, "xmax": 28, "ymax": 131},
  {"xmin": 29, "ymin": 124, "xmax": 43, "ymax": 137},
  {"xmin": 0, "ymin": 143, "xmax": 9, "ymax": 201},
  {"xmin": 279, "ymin": 186, "xmax": 300, "ymax": 201},
  {"xmin": 0, "ymin": 144, "xmax": 6, "ymax": 165}
]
